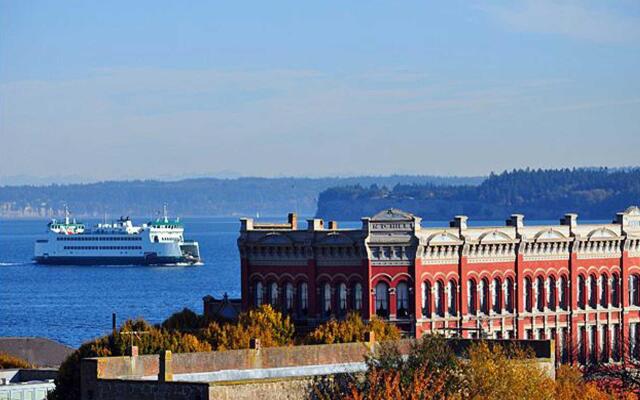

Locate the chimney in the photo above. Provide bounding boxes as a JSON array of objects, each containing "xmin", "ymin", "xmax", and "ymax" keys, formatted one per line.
[
  {"xmin": 240, "ymin": 218, "xmax": 254, "ymax": 231},
  {"xmin": 288, "ymin": 213, "xmax": 298, "ymax": 230},
  {"xmin": 506, "ymin": 214, "xmax": 524, "ymax": 236},
  {"xmin": 450, "ymin": 215, "xmax": 468, "ymax": 236},
  {"xmin": 561, "ymin": 213, "xmax": 578, "ymax": 229},
  {"xmin": 361, "ymin": 217, "xmax": 371, "ymax": 233},
  {"xmin": 328, "ymin": 221, "xmax": 338, "ymax": 230},
  {"xmin": 506, "ymin": 214, "xmax": 524, "ymax": 228},
  {"xmin": 307, "ymin": 219, "xmax": 324, "ymax": 231}
]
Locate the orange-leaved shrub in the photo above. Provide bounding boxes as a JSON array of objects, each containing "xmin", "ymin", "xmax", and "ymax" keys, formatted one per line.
[
  {"xmin": 305, "ymin": 312, "xmax": 400, "ymax": 345},
  {"xmin": 0, "ymin": 352, "xmax": 32, "ymax": 369},
  {"xmin": 200, "ymin": 304, "xmax": 294, "ymax": 350}
]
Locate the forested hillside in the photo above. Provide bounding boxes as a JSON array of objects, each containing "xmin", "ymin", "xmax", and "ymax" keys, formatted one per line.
[
  {"xmin": 0, "ymin": 175, "xmax": 482, "ymax": 218},
  {"xmin": 316, "ymin": 168, "xmax": 640, "ymax": 221}
]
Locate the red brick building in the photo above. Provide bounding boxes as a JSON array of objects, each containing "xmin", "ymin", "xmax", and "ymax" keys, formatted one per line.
[{"xmin": 238, "ymin": 207, "xmax": 640, "ymax": 364}]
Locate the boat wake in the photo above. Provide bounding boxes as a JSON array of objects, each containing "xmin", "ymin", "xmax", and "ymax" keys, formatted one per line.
[{"xmin": 0, "ymin": 262, "xmax": 28, "ymax": 266}]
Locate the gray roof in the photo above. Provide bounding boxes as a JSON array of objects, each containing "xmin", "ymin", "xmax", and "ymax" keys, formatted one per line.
[{"xmin": 0, "ymin": 337, "xmax": 74, "ymax": 367}]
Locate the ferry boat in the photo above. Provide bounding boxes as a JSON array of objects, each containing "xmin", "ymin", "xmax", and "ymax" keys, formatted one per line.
[{"xmin": 33, "ymin": 207, "xmax": 201, "ymax": 265}]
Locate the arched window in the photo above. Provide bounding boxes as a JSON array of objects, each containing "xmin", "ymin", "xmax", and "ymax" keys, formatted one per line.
[
  {"xmin": 375, "ymin": 282, "xmax": 389, "ymax": 318},
  {"xmin": 270, "ymin": 282, "xmax": 279, "ymax": 306},
  {"xmin": 559, "ymin": 276, "xmax": 568, "ymax": 310},
  {"xmin": 492, "ymin": 278, "xmax": 501, "ymax": 314},
  {"xmin": 612, "ymin": 274, "xmax": 620, "ymax": 307},
  {"xmin": 547, "ymin": 276, "xmax": 556, "ymax": 311},
  {"xmin": 599, "ymin": 275, "xmax": 608, "ymax": 308},
  {"xmin": 285, "ymin": 282, "xmax": 294, "ymax": 313},
  {"xmin": 468, "ymin": 279, "xmax": 477, "ymax": 314},
  {"xmin": 448, "ymin": 280, "xmax": 457, "ymax": 315},
  {"xmin": 397, "ymin": 281, "xmax": 409, "ymax": 318},
  {"xmin": 422, "ymin": 281, "xmax": 431, "ymax": 317},
  {"xmin": 505, "ymin": 277, "xmax": 514, "ymax": 313},
  {"xmin": 524, "ymin": 277, "xmax": 532, "ymax": 312},
  {"xmin": 630, "ymin": 275, "xmax": 639, "ymax": 306},
  {"xmin": 480, "ymin": 278, "xmax": 489, "ymax": 314},
  {"xmin": 338, "ymin": 283, "xmax": 347, "ymax": 315},
  {"xmin": 536, "ymin": 276, "xmax": 544, "ymax": 312},
  {"xmin": 322, "ymin": 283, "xmax": 332, "ymax": 316},
  {"xmin": 353, "ymin": 282, "xmax": 363, "ymax": 311},
  {"xmin": 588, "ymin": 274, "xmax": 597, "ymax": 308},
  {"xmin": 578, "ymin": 275, "xmax": 586, "ymax": 309},
  {"xmin": 254, "ymin": 281, "xmax": 264, "ymax": 307},
  {"xmin": 298, "ymin": 282, "xmax": 308, "ymax": 315},
  {"xmin": 435, "ymin": 281, "xmax": 444, "ymax": 317}
]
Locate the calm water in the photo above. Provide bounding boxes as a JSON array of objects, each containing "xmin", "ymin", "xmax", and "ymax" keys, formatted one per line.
[{"xmin": 0, "ymin": 218, "xmax": 243, "ymax": 347}]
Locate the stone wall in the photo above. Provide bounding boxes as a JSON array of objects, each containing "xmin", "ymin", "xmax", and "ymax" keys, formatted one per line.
[
  {"xmin": 208, "ymin": 377, "xmax": 314, "ymax": 400},
  {"xmin": 85, "ymin": 379, "xmax": 209, "ymax": 400},
  {"xmin": 80, "ymin": 338, "xmax": 555, "ymax": 400}
]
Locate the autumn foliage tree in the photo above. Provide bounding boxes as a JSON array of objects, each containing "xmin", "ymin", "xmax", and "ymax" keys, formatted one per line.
[
  {"xmin": 461, "ymin": 341, "xmax": 555, "ymax": 400},
  {"xmin": 315, "ymin": 335, "xmax": 461, "ymax": 399},
  {"xmin": 316, "ymin": 336, "xmax": 624, "ymax": 400},
  {"xmin": 200, "ymin": 304, "xmax": 294, "ymax": 350},
  {"xmin": 305, "ymin": 312, "xmax": 400, "ymax": 345},
  {"xmin": 0, "ymin": 352, "xmax": 32, "ymax": 369}
]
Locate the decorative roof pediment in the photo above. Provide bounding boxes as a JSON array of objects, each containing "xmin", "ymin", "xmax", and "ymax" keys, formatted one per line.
[
  {"xmin": 426, "ymin": 231, "xmax": 460, "ymax": 244},
  {"xmin": 317, "ymin": 232, "xmax": 355, "ymax": 245},
  {"xmin": 534, "ymin": 229, "xmax": 567, "ymax": 241},
  {"xmin": 371, "ymin": 208, "xmax": 414, "ymax": 222},
  {"xmin": 624, "ymin": 206, "xmax": 640, "ymax": 216},
  {"xmin": 258, "ymin": 232, "xmax": 293, "ymax": 245},
  {"xmin": 478, "ymin": 229, "xmax": 512, "ymax": 243},
  {"xmin": 587, "ymin": 227, "xmax": 619, "ymax": 240}
]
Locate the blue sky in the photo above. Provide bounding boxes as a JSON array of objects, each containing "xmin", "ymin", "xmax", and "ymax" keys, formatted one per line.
[{"xmin": 1, "ymin": 1, "xmax": 639, "ymax": 182}]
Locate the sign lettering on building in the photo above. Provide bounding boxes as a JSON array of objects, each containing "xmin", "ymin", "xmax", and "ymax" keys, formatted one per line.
[{"xmin": 371, "ymin": 222, "xmax": 414, "ymax": 231}]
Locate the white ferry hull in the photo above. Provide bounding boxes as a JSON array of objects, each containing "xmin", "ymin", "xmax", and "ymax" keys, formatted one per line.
[
  {"xmin": 33, "ymin": 215, "xmax": 201, "ymax": 266},
  {"xmin": 33, "ymin": 255, "xmax": 194, "ymax": 266}
]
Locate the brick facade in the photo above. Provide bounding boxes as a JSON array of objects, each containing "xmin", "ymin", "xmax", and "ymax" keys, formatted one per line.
[{"xmin": 238, "ymin": 207, "xmax": 640, "ymax": 364}]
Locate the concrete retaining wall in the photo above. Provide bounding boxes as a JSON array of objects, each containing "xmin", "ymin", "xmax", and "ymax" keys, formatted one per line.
[{"xmin": 80, "ymin": 338, "xmax": 555, "ymax": 400}]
